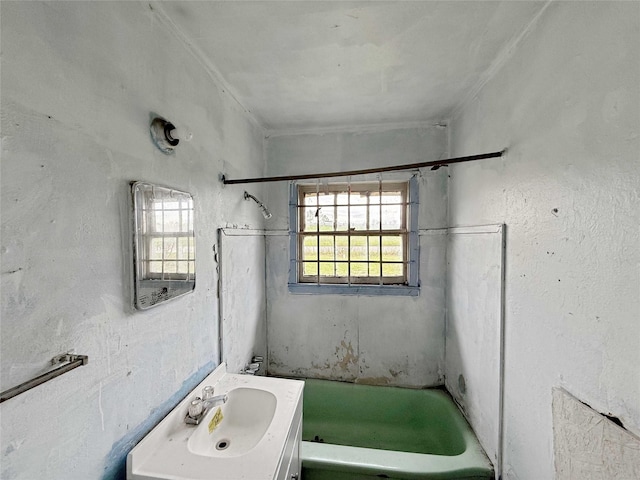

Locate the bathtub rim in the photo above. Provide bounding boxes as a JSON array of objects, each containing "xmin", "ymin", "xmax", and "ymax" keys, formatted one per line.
[{"xmin": 301, "ymin": 439, "xmax": 493, "ymax": 479}]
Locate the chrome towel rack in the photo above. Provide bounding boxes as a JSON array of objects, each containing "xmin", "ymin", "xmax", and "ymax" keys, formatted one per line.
[{"xmin": 0, "ymin": 353, "xmax": 88, "ymax": 403}]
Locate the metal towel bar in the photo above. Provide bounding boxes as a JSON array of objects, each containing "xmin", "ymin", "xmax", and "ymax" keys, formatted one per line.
[{"xmin": 0, "ymin": 354, "xmax": 88, "ymax": 403}]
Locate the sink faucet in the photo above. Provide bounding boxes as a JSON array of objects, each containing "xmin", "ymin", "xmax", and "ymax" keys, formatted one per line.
[
  {"xmin": 203, "ymin": 394, "xmax": 227, "ymax": 409},
  {"xmin": 242, "ymin": 355, "xmax": 264, "ymax": 375},
  {"xmin": 185, "ymin": 391, "xmax": 228, "ymax": 425}
]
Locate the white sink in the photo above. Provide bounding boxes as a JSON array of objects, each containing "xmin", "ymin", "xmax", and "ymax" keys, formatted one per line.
[
  {"xmin": 126, "ymin": 363, "xmax": 304, "ymax": 480},
  {"xmin": 187, "ymin": 387, "xmax": 277, "ymax": 457}
]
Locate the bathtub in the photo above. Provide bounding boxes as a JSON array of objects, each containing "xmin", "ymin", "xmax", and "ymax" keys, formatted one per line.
[{"xmin": 301, "ymin": 379, "xmax": 493, "ymax": 480}]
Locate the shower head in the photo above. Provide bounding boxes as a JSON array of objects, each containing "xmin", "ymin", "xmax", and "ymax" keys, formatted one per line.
[{"xmin": 243, "ymin": 191, "xmax": 273, "ymax": 220}]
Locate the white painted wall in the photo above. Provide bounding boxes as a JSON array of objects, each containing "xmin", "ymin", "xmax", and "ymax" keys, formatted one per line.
[
  {"xmin": 445, "ymin": 225, "xmax": 504, "ymax": 469},
  {"xmin": 219, "ymin": 230, "xmax": 267, "ymax": 374},
  {"xmin": 0, "ymin": 2, "xmax": 266, "ymax": 479},
  {"xmin": 448, "ymin": 2, "xmax": 640, "ymax": 479},
  {"xmin": 264, "ymin": 126, "xmax": 449, "ymax": 387}
]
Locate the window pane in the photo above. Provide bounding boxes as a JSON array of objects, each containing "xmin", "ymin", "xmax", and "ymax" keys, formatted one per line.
[
  {"xmin": 381, "ymin": 204, "xmax": 402, "ymax": 229},
  {"xmin": 336, "ymin": 206, "xmax": 349, "ymax": 231},
  {"xmin": 351, "ymin": 262, "xmax": 368, "ymax": 277},
  {"xmin": 336, "ymin": 262, "xmax": 348, "ymax": 277},
  {"xmin": 369, "ymin": 263, "xmax": 381, "ymax": 277},
  {"xmin": 369, "ymin": 206, "xmax": 381, "ymax": 230},
  {"xmin": 163, "ymin": 209, "xmax": 180, "ymax": 233},
  {"xmin": 164, "ymin": 238, "xmax": 177, "ymax": 260},
  {"xmin": 318, "ymin": 206, "xmax": 335, "ymax": 231},
  {"xmin": 368, "ymin": 237, "xmax": 380, "ymax": 261},
  {"xmin": 350, "ymin": 206, "xmax": 367, "ymax": 230},
  {"xmin": 163, "ymin": 261, "xmax": 178, "ymax": 274},
  {"xmin": 336, "ymin": 193, "xmax": 349, "ymax": 205},
  {"xmin": 382, "ymin": 263, "xmax": 404, "ymax": 277},
  {"xmin": 319, "ymin": 261, "xmax": 336, "ymax": 277},
  {"xmin": 382, "ymin": 236, "xmax": 403, "ymax": 261},
  {"xmin": 350, "ymin": 236, "xmax": 367, "ymax": 261},
  {"xmin": 181, "ymin": 209, "xmax": 191, "ymax": 232},
  {"xmin": 303, "ymin": 194, "xmax": 317, "ymax": 206},
  {"xmin": 381, "ymin": 192, "xmax": 403, "ymax": 204},
  {"xmin": 318, "ymin": 193, "xmax": 335, "ymax": 206},
  {"xmin": 302, "ymin": 207, "xmax": 318, "ymax": 232},
  {"xmin": 303, "ymin": 262, "xmax": 318, "ymax": 276},
  {"xmin": 350, "ymin": 192, "xmax": 368, "ymax": 205},
  {"xmin": 149, "ymin": 261, "xmax": 163, "ymax": 273},
  {"xmin": 318, "ymin": 235, "xmax": 335, "ymax": 261},
  {"xmin": 178, "ymin": 237, "xmax": 191, "ymax": 260},
  {"xmin": 177, "ymin": 261, "xmax": 189, "ymax": 274},
  {"xmin": 154, "ymin": 211, "xmax": 164, "ymax": 232},
  {"xmin": 335, "ymin": 236, "xmax": 348, "ymax": 260},
  {"xmin": 150, "ymin": 238, "xmax": 163, "ymax": 260},
  {"xmin": 301, "ymin": 236, "xmax": 318, "ymax": 261},
  {"xmin": 369, "ymin": 192, "xmax": 381, "ymax": 205}
]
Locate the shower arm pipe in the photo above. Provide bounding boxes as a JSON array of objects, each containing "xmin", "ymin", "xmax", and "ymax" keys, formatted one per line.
[{"xmin": 221, "ymin": 149, "xmax": 506, "ymax": 185}]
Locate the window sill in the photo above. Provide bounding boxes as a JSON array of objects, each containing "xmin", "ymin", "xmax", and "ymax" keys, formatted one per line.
[{"xmin": 288, "ymin": 283, "xmax": 419, "ymax": 297}]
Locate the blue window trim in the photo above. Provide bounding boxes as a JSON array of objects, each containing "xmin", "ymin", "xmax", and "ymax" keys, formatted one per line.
[{"xmin": 288, "ymin": 176, "xmax": 420, "ymax": 296}]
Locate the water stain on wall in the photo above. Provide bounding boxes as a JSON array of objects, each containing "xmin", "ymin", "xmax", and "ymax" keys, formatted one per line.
[{"xmin": 334, "ymin": 339, "xmax": 358, "ymax": 371}]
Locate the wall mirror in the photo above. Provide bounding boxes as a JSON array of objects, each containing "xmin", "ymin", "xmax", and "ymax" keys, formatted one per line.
[{"xmin": 131, "ymin": 182, "xmax": 196, "ymax": 309}]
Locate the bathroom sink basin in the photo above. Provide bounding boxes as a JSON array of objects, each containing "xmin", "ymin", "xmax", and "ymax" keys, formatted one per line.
[
  {"xmin": 126, "ymin": 363, "xmax": 304, "ymax": 480},
  {"xmin": 187, "ymin": 387, "xmax": 277, "ymax": 457}
]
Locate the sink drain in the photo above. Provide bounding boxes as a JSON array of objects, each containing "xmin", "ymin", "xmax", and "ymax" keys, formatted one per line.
[{"xmin": 215, "ymin": 439, "xmax": 230, "ymax": 451}]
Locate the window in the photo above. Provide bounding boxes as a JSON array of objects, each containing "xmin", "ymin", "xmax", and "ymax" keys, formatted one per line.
[{"xmin": 289, "ymin": 177, "xmax": 419, "ymax": 295}]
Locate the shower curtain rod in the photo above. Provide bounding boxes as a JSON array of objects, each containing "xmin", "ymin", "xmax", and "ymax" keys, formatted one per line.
[{"xmin": 221, "ymin": 149, "xmax": 506, "ymax": 185}]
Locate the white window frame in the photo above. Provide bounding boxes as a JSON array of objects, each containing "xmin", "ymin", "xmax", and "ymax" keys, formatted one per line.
[{"xmin": 288, "ymin": 176, "xmax": 419, "ymax": 296}]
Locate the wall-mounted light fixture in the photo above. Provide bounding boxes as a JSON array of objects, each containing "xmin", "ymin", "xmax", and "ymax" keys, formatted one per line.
[
  {"xmin": 150, "ymin": 115, "xmax": 192, "ymax": 154},
  {"xmin": 244, "ymin": 191, "xmax": 272, "ymax": 219}
]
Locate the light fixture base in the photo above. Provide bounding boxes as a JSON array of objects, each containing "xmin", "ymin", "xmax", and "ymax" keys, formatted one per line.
[{"xmin": 150, "ymin": 116, "xmax": 177, "ymax": 155}]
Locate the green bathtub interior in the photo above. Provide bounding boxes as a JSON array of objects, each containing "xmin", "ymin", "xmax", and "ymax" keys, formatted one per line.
[{"xmin": 301, "ymin": 379, "xmax": 494, "ymax": 480}]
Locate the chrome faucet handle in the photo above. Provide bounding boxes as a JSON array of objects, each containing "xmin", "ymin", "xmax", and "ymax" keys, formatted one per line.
[
  {"xmin": 252, "ymin": 356, "xmax": 264, "ymax": 363},
  {"xmin": 188, "ymin": 398, "xmax": 203, "ymax": 418},
  {"xmin": 202, "ymin": 385, "xmax": 214, "ymax": 400}
]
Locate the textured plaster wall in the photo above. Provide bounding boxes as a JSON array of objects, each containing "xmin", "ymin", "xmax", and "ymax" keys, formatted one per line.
[
  {"xmin": 448, "ymin": 2, "xmax": 640, "ymax": 478},
  {"xmin": 0, "ymin": 2, "xmax": 265, "ymax": 479},
  {"xmin": 553, "ymin": 388, "xmax": 640, "ymax": 480},
  {"xmin": 264, "ymin": 126, "xmax": 449, "ymax": 387}
]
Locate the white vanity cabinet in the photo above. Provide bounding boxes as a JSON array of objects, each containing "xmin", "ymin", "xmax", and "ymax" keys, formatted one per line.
[
  {"xmin": 126, "ymin": 364, "xmax": 304, "ymax": 480},
  {"xmin": 276, "ymin": 390, "xmax": 302, "ymax": 480}
]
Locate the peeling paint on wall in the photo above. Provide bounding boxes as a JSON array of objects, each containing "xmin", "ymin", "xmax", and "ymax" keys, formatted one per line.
[
  {"xmin": 553, "ymin": 388, "xmax": 640, "ymax": 480},
  {"xmin": 334, "ymin": 338, "xmax": 359, "ymax": 371}
]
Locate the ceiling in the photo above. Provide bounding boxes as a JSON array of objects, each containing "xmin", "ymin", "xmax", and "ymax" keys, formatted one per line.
[{"xmin": 157, "ymin": 1, "xmax": 547, "ymax": 132}]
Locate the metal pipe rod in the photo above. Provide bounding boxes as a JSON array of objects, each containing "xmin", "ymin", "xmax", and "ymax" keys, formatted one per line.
[
  {"xmin": 0, "ymin": 355, "xmax": 88, "ymax": 403},
  {"xmin": 222, "ymin": 149, "xmax": 506, "ymax": 185}
]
